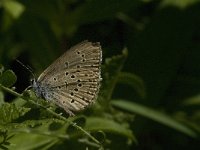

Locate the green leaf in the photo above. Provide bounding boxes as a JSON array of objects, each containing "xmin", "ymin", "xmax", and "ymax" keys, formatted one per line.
[
  {"xmin": 0, "ymin": 118, "xmax": 68, "ymax": 150},
  {"xmin": 0, "ymin": 64, "xmax": 4, "ymax": 75},
  {"xmin": 3, "ymin": 0, "xmax": 25, "ymax": 19},
  {"xmin": 0, "ymin": 70, "xmax": 17, "ymax": 87},
  {"xmin": 0, "ymin": 91, "xmax": 4, "ymax": 106},
  {"xmin": 117, "ymin": 72, "xmax": 146, "ymax": 98},
  {"xmin": 0, "ymin": 130, "xmax": 14, "ymax": 149},
  {"xmin": 111, "ymin": 100, "xmax": 197, "ymax": 138},
  {"xmin": 12, "ymin": 97, "xmax": 27, "ymax": 107},
  {"xmin": 182, "ymin": 94, "xmax": 200, "ymax": 106},
  {"xmin": 66, "ymin": 116, "xmax": 86, "ymax": 134},
  {"xmin": 0, "ymin": 145, "xmax": 9, "ymax": 150},
  {"xmin": 173, "ymin": 111, "xmax": 200, "ymax": 134},
  {"xmin": 6, "ymin": 119, "xmax": 59, "ymax": 130},
  {"xmin": 91, "ymin": 131, "xmax": 106, "ymax": 144},
  {"xmin": 100, "ymin": 48, "xmax": 128, "ymax": 104},
  {"xmin": 0, "ymin": 103, "xmax": 31, "ymax": 125},
  {"xmin": 160, "ymin": 0, "xmax": 199, "ymax": 9},
  {"xmin": 6, "ymin": 119, "xmax": 68, "ymax": 150},
  {"xmin": 8, "ymin": 133, "xmax": 58, "ymax": 150},
  {"xmin": 85, "ymin": 117, "xmax": 137, "ymax": 143}
]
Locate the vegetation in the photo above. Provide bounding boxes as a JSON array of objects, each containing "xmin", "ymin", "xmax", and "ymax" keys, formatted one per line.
[{"xmin": 0, "ymin": 0, "xmax": 200, "ymax": 149}]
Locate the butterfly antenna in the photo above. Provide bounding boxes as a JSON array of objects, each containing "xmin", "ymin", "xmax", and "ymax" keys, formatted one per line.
[{"xmin": 16, "ymin": 59, "xmax": 36, "ymax": 79}]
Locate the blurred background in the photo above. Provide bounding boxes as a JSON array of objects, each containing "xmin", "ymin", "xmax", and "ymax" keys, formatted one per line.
[{"xmin": 0, "ymin": 0, "xmax": 200, "ymax": 149}]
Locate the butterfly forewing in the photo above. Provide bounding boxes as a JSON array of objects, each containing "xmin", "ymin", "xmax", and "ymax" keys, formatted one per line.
[{"xmin": 35, "ymin": 41, "xmax": 102, "ymax": 115}]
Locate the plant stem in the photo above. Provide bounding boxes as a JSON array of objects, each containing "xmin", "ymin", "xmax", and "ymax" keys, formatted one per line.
[
  {"xmin": 0, "ymin": 84, "xmax": 22, "ymax": 97},
  {"xmin": 0, "ymin": 84, "xmax": 101, "ymax": 145}
]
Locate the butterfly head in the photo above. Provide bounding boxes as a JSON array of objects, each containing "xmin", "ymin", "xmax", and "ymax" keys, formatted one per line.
[{"xmin": 31, "ymin": 78, "xmax": 42, "ymax": 98}]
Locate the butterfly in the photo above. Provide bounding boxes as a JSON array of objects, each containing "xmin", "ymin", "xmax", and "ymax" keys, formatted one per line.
[{"xmin": 31, "ymin": 41, "xmax": 102, "ymax": 116}]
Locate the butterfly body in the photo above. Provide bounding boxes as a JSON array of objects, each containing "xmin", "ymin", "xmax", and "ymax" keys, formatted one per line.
[
  {"xmin": 32, "ymin": 41, "xmax": 102, "ymax": 116},
  {"xmin": 32, "ymin": 79, "xmax": 51, "ymax": 100}
]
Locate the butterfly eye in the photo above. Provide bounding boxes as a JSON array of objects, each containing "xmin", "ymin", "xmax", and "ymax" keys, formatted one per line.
[
  {"xmin": 30, "ymin": 79, "xmax": 35, "ymax": 84},
  {"xmin": 30, "ymin": 79, "xmax": 33, "ymax": 83}
]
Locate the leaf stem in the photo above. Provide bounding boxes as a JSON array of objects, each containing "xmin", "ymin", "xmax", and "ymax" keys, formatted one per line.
[{"xmin": 0, "ymin": 84, "xmax": 22, "ymax": 97}]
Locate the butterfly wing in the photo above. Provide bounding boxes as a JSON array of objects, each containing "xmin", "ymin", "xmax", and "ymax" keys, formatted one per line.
[
  {"xmin": 37, "ymin": 41, "xmax": 102, "ymax": 115},
  {"xmin": 38, "ymin": 41, "xmax": 101, "ymax": 82}
]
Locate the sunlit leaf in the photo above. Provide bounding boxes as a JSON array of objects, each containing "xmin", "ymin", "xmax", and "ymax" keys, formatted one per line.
[
  {"xmin": 3, "ymin": 0, "xmax": 25, "ymax": 18},
  {"xmin": 182, "ymin": 94, "xmax": 200, "ymax": 106},
  {"xmin": 160, "ymin": 0, "xmax": 199, "ymax": 9}
]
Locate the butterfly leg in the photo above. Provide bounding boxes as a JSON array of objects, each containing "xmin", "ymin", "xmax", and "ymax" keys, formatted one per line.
[
  {"xmin": 54, "ymin": 100, "xmax": 75, "ymax": 116},
  {"xmin": 64, "ymin": 108, "xmax": 75, "ymax": 117}
]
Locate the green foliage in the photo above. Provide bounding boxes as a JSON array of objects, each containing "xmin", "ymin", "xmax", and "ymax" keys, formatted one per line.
[
  {"xmin": 0, "ymin": 103, "xmax": 30, "ymax": 125},
  {"xmin": 111, "ymin": 100, "xmax": 197, "ymax": 137},
  {"xmin": 1, "ymin": 0, "xmax": 25, "ymax": 19},
  {"xmin": 85, "ymin": 117, "xmax": 136, "ymax": 142},
  {"xmin": 0, "ymin": 91, "xmax": 4, "ymax": 105},
  {"xmin": 0, "ymin": 70, "xmax": 17, "ymax": 87},
  {"xmin": 160, "ymin": 0, "xmax": 199, "ymax": 9},
  {"xmin": 117, "ymin": 72, "xmax": 146, "ymax": 98},
  {"xmin": 0, "ymin": 49, "xmax": 137, "ymax": 149},
  {"xmin": 100, "ymin": 48, "xmax": 128, "ymax": 105}
]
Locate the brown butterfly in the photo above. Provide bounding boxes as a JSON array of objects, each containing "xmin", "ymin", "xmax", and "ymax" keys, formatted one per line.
[{"xmin": 32, "ymin": 41, "xmax": 102, "ymax": 116}]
